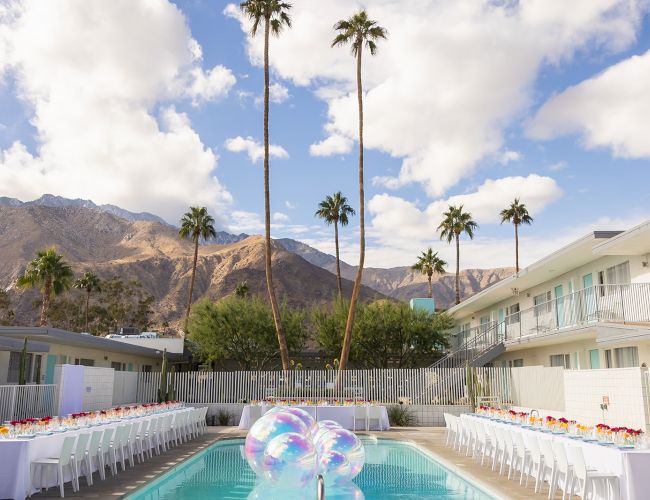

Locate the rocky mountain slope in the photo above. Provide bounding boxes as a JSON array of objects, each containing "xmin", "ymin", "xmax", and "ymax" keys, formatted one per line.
[{"xmin": 0, "ymin": 205, "xmax": 386, "ymax": 326}]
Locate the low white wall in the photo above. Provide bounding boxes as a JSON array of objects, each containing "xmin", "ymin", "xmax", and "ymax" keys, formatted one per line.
[
  {"xmin": 509, "ymin": 366, "xmax": 565, "ymax": 411},
  {"xmin": 82, "ymin": 366, "xmax": 114, "ymax": 411},
  {"xmin": 113, "ymin": 371, "xmax": 138, "ymax": 405},
  {"xmin": 111, "ymin": 337, "xmax": 184, "ymax": 354}
]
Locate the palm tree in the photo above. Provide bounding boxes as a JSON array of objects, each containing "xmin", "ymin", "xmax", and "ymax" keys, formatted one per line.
[
  {"xmin": 411, "ymin": 248, "xmax": 447, "ymax": 299},
  {"xmin": 500, "ymin": 198, "xmax": 533, "ymax": 273},
  {"xmin": 438, "ymin": 205, "xmax": 478, "ymax": 305},
  {"xmin": 240, "ymin": 0, "xmax": 293, "ymax": 370},
  {"xmin": 332, "ymin": 10, "xmax": 387, "ymax": 372},
  {"xmin": 179, "ymin": 207, "xmax": 217, "ymax": 331},
  {"xmin": 16, "ymin": 248, "xmax": 74, "ymax": 326},
  {"xmin": 73, "ymin": 271, "xmax": 101, "ymax": 332},
  {"xmin": 315, "ymin": 192, "xmax": 355, "ymax": 299}
]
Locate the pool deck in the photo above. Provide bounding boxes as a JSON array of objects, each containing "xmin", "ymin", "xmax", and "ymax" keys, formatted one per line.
[{"xmin": 30, "ymin": 426, "xmax": 548, "ymax": 499}]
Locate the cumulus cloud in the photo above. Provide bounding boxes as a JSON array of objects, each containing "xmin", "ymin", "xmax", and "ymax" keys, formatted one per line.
[
  {"xmin": 499, "ymin": 150, "xmax": 522, "ymax": 165},
  {"xmin": 0, "ymin": 0, "xmax": 235, "ymax": 222},
  {"xmin": 528, "ymin": 48, "xmax": 650, "ymax": 158},
  {"xmin": 226, "ymin": 0, "xmax": 646, "ymax": 196},
  {"xmin": 224, "ymin": 135, "xmax": 289, "ymax": 163},
  {"xmin": 272, "ymin": 212, "xmax": 290, "ymax": 222},
  {"xmin": 269, "ymin": 83, "xmax": 290, "ymax": 104}
]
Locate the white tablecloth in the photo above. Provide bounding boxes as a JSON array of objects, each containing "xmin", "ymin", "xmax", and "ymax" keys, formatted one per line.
[
  {"xmin": 238, "ymin": 405, "xmax": 390, "ymax": 431},
  {"xmin": 0, "ymin": 407, "xmax": 191, "ymax": 500},
  {"xmin": 463, "ymin": 414, "xmax": 650, "ymax": 500}
]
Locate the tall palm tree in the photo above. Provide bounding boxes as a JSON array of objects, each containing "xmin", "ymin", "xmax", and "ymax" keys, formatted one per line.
[
  {"xmin": 438, "ymin": 205, "xmax": 478, "ymax": 305},
  {"xmin": 240, "ymin": 0, "xmax": 293, "ymax": 370},
  {"xmin": 16, "ymin": 248, "xmax": 74, "ymax": 326},
  {"xmin": 179, "ymin": 206, "xmax": 217, "ymax": 331},
  {"xmin": 73, "ymin": 271, "xmax": 101, "ymax": 332},
  {"xmin": 315, "ymin": 192, "xmax": 355, "ymax": 299},
  {"xmin": 500, "ymin": 198, "xmax": 533, "ymax": 273},
  {"xmin": 332, "ymin": 10, "xmax": 387, "ymax": 372},
  {"xmin": 411, "ymin": 248, "xmax": 447, "ymax": 299}
]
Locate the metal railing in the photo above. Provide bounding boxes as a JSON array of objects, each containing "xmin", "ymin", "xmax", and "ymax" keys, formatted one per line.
[
  {"xmin": 431, "ymin": 320, "xmax": 504, "ymax": 369},
  {"xmin": 0, "ymin": 384, "xmax": 58, "ymax": 422}
]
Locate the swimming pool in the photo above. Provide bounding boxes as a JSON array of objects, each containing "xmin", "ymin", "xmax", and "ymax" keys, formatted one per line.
[{"xmin": 126, "ymin": 437, "xmax": 494, "ymax": 499}]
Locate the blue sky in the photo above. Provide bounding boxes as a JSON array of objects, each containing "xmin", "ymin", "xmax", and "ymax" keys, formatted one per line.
[{"xmin": 1, "ymin": 1, "xmax": 650, "ymax": 269}]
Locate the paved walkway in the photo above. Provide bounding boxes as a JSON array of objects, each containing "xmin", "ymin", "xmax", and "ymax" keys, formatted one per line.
[{"xmin": 30, "ymin": 427, "xmax": 547, "ymax": 499}]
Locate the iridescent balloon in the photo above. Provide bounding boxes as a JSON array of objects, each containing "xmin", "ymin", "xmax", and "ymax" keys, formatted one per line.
[
  {"xmin": 262, "ymin": 432, "xmax": 317, "ymax": 487},
  {"xmin": 315, "ymin": 428, "xmax": 365, "ymax": 479},
  {"xmin": 282, "ymin": 407, "xmax": 317, "ymax": 434},
  {"xmin": 318, "ymin": 450, "xmax": 352, "ymax": 486},
  {"xmin": 310, "ymin": 419, "xmax": 341, "ymax": 439},
  {"xmin": 245, "ymin": 411, "xmax": 309, "ymax": 476}
]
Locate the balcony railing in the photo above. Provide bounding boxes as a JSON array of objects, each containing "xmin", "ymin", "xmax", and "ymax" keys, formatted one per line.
[{"xmin": 452, "ymin": 283, "xmax": 650, "ymax": 346}]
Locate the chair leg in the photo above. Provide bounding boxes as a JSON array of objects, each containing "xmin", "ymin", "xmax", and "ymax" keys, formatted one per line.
[{"xmin": 58, "ymin": 465, "xmax": 64, "ymax": 498}]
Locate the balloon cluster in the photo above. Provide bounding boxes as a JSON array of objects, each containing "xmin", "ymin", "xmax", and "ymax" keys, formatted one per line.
[{"xmin": 244, "ymin": 407, "xmax": 365, "ymax": 490}]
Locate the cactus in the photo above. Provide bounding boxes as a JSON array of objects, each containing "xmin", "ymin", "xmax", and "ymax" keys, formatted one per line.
[
  {"xmin": 158, "ymin": 348, "xmax": 168, "ymax": 402},
  {"xmin": 18, "ymin": 338, "xmax": 27, "ymax": 385}
]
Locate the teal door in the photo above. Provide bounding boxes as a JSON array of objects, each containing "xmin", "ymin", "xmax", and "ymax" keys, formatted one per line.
[
  {"xmin": 589, "ymin": 349, "xmax": 600, "ymax": 369},
  {"xmin": 44, "ymin": 354, "xmax": 57, "ymax": 384},
  {"xmin": 583, "ymin": 274, "xmax": 596, "ymax": 320},
  {"xmin": 498, "ymin": 308, "xmax": 505, "ymax": 338},
  {"xmin": 555, "ymin": 285, "xmax": 564, "ymax": 328}
]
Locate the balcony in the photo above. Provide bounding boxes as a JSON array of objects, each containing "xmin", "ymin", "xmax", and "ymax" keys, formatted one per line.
[{"xmin": 453, "ymin": 283, "xmax": 650, "ymax": 347}]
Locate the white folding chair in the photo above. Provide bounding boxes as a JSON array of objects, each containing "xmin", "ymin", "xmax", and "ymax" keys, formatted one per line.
[
  {"xmin": 522, "ymin": 434, "xmax": 546, "ymax": 492},
  {"xmin": 71, "ymin": 432, "xmax": 92, "ymax": 491},
  {"xmin": 353, "ymin": 406, "xmax": 368, "ymax": 431},
  {"xmin": 538, "ymin": 438, "xmax": 556, "ymax": 495},
  {"xmin": 567, "ymin": 445, "xmax": 620, "ymax": 500},
  {"xmin": 137, "ymin": 420, "xmax": 151, "ymax": 461},
  {"xmin": 127, "ymin": 421, "xmax": 141, "ymax": 466},
  {"xmin": 99, "ymin": 427, "xmax": 116, "ymax": 478},
  {"xmin": 85, "ymin": 430, "xmax": 103, "ymax": 485},
  {"xmin": 549, "ymin": 441, "xmax": 573, "ymax": 500},
  {"xmin": 31, "ymin": 435, "xmax": 77, "ymax": 498},
  {"xmin": 512, "ymin": 432, "xmax": 529, "ymax": 485}
]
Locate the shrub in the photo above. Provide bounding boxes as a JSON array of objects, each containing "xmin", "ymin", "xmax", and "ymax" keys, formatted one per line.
[
  {"xmin": 216, "ymin": 409, "xmax": 233, "ymax": 426},
  {"xmin": 387, "ymin": 404, "xmax": 416, "ymax": 427}
]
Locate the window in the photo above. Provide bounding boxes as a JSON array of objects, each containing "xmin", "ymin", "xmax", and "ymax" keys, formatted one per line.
[
  {"xmin": 479, "ymin": 315, "xmax": 491, "ymax": 333},
  {"xmin": 606, "ymin": 261, "xmax": 630, "ymax": 285},
  {"xmin": 111, "ymin": 362, "xmax": 122, "ymax": 371},
  {"xmin": 74, "ymin": 358, "xmax": 95, "ymax": 367},
  {"xmin": 534, "ymin": 292, "xmax": 552, "ymax": 316},
  {"xmin": 550, "ymin": 354, "xmax": 571, "ymax": 368},
  {"xmin": 7, "ymin": 351, "xmax": 34, "ymax": 383},
  {"xmin": 141, "ymin": 365, "xmax": 152, "ymax": 373},
  {"xmin": 58, "ymin": 355, "xmax": 67, "ymax": 364},
  {"xmin": 614, "ymin": 346, "xmax": 638, "ymax": 368},
  {"xmin": 506, "ymin": 303, "xmax": 520, "ymax": 325},
  {"xmin": 509, "ymin": 359, "xmax": 524, "ymax": 367},
  {"xmin": 605, "ymin": 349, "xmax": 613, "ymax": 368}
]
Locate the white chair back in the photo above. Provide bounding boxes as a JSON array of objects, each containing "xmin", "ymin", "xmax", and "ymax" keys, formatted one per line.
[
  {"xmin": 552, "ymin": 441, "xmax": 569, "ymax": 474},
  {"xmin": 88, "ymin": 430, "xmax": 103, "ymax": 457},
  {"xmin": 100, "ymin": 427, "xmax": 114, "ymax": 452},
  {"xmin": 566, "ymin": 444, "xmax": 587, "ymax": 481},
  {"xmin": 59, "ymin": 435, "xmax": 77, "ymax": 467},
  {"xmin": 74, "ymin": 433, "xmax": 91, "ymax": 460}
]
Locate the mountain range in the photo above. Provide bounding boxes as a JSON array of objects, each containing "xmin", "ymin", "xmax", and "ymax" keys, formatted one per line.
[{"xmin": 0, "ymin": 195, "xmax": 514, "ymax": 326}]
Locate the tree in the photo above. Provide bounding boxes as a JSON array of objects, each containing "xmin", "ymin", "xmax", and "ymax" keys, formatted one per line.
[
  {"xmin": 411, "ymin": 248, "xmax": 446, "ymax": 299},
  {"xmin": 438, "ymin": 205, "xmax": 478, "ymax": 305},
  {"xmin": 240, "ymin": 0, "xmax": 293, "ymax": 370},
  {"xmin": 179, "ymin": 206, "xmax": 217, "ymax": 332},
  {"xmin": 315, "ymin": 192, "xmax": 355, "ymax": 299},
  {"xmin": 0, "ymin": 290, "xmax": 14, "ymax": 326},
  {"xmin": 500, "ymin": 198, "xmax": 533, "ymax": 273},
  {"xmin": 73, "ymin": 271, "xmax": 101, "ymax": 332},
  {"xmin": 188, "ymin": 297, "xmax": 305, "ymax": 371},
  {"xmin": 332, "ymin": 10, "xmax": 387, "ymax": 372},
  {"xmin": 16, "ymin": 248, "xmax": 74, "ymax": 326},
  {"xmin": 314, "ymin": 300, "xmax": 451, "ymax": 368}
]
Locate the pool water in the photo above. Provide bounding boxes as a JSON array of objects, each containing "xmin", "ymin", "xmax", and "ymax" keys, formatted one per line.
[{"xmin": 126, "ymin": 437, "xmax": 493, "ymax": 499}]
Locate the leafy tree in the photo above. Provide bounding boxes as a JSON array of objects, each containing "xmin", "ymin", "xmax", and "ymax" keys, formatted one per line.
[
  {"xmin": 411, "ymin": 248, "xmax": 446, "ymax": 299},
  {"xmin": 314, "ymin": 300, "xmax": 451, "ymax": 368},
  {"xmin": 438, "ymin": 205, "xmax": 478, "ymax": 305},
  {"xmin": 0, "ymin": 290, "xmax": 14, "ymax": 326},
  {"xmin": 179, "ymin": 206, "xmax": 217, "ymax": 332},
  {"xmin": 500, "ymin": 198, "xmax": 533, "ymax": 273},
  {"xmin": 188, "ymin": 297, "xmax": 304, "ymax": 371},
  {"xmin": 16, "ymin": 248, "xmax": 74, "ymax": 326},
  {"xmin": 315, "ymin": 192, "xmax": 355, "ymax": 299},
  {"xmin": 332, "ymin": 10, "xmax": 387, "ymax": 372},
  {"xmin": 48, "ymin": 294, "xmax": 86, "ymax": 332},
  {"xmin": 240, "ymin": 0, "xmax": 293, "ymax": 370},
  {"xmin": 73, "ymin": 271, "xmax": 101, "ymax": 332}
]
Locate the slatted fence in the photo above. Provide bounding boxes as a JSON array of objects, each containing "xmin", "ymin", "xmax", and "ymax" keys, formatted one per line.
[
  {"xmin": 0, "ymin": 384, "xmax": 58, "ymax": 422},
  {"xmin": 136, "ymin": 367, "xmax": 512, "ymax": 406}
]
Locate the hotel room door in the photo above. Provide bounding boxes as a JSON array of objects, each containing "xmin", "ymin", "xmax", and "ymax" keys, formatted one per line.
[{"xmin": 583, "ymin": 273, "xmax": 596, "ymax": 320}]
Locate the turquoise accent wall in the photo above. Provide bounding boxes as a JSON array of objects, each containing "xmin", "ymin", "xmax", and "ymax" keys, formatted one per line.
[
  {"xmin": 45, "ymin": 354, "xmax": 57, "ymax": 384},
  {"xmin": 409, "ymin": 298, "xmax": 435, "ymax": 313}
]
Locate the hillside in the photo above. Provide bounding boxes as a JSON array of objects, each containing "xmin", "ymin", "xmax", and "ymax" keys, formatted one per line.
[{"xmin": 0, "ymin": 205, "xmax": 386, "ymax": 326}]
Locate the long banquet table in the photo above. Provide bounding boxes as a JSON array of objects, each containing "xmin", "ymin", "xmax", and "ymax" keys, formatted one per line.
[
  {"xmin": 0, "ymin": 407, "xmax": 192, "ymax": 500},
  {"xmin": 239, "ymin": 404, "xmax": 390, "ymax": 431},
  {"xmin": 462, "ymin": 413, "xmax": 650, "ymax": 500}
]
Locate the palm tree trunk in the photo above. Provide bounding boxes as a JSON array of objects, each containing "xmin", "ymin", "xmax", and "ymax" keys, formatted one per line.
[
  {"xmin": 340, "ymin": 43, "xmax": 365, "ymax": 373},
  {"xmin": 428, "ymin": 272, "xmax": 433, "ymax": 299},
  {"xmin": 40, "ymin": 276, "xmax": 51, "ymax": 327},
  {"xmin": 184, "ymin": 236, "xmax": 200, "ymax": 332},
  {"xmin": 263, "ymin": 16, "xmax": 290, "ymax": 371},
  {"xmin": 85, "ymin": 289, "xmax": 90, "ymax": 332},
  {"xmin": 515, "ymin": 223, "xmax": 519, "ymax": 273},
  {"xmin": 455, "ymin": 234, "xmax": 460, "ymax": 305},
  {"xmin": 334, "ymin": 220, "xmax": 342, "ymax": 300}
]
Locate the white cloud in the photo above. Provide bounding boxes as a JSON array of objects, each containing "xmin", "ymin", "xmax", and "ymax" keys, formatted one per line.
[
  {"xmin": 528, "ymin": 48, "xmax": 650, "ymax": 158},
  {"xmin": 285, "ymin": 200, "xmax": 296, "ymax": 210},
  {"xmin": 499, "ymin": 150, "xmax": 522, "ymax": 165},
  {"xmin": 224, "ymin": 135, "xmax": 289, "ymax": 163},
  {"xmin": 0, "ymin": 0, "xmax": 235, "ymax": 223},
  {"xmin": 272, "ymin": 212, "xmax": 290, "ymax": 223},
  {"xmin": 269, "ymin": 83, "xmax": 289, "ymax": 104},
  {"xmin": 227, "ymin": 0, "xmax": 647, "ymax": 196},
  {"xmin": 229, "ymin": 210, "xmax": 263, "ymax": 233}
]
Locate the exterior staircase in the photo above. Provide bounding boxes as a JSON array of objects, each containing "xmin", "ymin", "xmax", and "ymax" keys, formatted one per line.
[{"xmin": 430, "ymin": 320, "xmax": 506, "ymax": 369}]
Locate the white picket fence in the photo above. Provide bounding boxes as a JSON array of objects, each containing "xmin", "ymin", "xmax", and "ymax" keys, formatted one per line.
[
  {"xmin": 136, "ymin": 367, "xmax": 512, "ymax": 406},
  {"xmin": 0, "ymin": 384, "xmax": 58, "ymax": 422}
]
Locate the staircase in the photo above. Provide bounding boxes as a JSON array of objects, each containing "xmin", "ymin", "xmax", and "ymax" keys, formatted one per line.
[{"xmin": 430, "ymin": 320, "xmax": 505, "ymax": 369}]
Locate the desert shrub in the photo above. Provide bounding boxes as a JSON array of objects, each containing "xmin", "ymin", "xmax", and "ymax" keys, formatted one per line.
[{"xmin": 387, "ymin": 404, "xmax": 416, "ymax": 427}]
